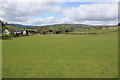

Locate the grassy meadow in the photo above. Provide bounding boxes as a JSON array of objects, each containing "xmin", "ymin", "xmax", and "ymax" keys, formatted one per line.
[{"xmin": 2, "ymin": 31, "xmax": 118, "ymax": 78}]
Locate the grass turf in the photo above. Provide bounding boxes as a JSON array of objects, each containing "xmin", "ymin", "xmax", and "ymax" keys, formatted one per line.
[{"xmin": 2, "ymin": 32, "xmax": 118, "ymax": 78}]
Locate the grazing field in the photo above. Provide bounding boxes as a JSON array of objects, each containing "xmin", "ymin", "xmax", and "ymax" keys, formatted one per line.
[{"xmin": 2, "ymin": 32, "xmax": 118, "ymax": 78}]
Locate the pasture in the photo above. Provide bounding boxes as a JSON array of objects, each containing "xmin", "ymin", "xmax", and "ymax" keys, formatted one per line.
[{"xmin": 2, "ymin": 31, "xmax": 118, "ymax": 78}]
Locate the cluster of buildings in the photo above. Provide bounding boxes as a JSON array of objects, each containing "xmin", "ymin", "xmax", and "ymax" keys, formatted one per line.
[{"xmin": 2, "ymin": 29, "xmax": 37, "ymax": 37}]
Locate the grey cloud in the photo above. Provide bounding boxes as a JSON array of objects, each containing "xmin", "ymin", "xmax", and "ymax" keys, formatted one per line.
[
  {"xmin": 64, "ymin": 3, "xmax": 118, "ymax": 22},
  {"xmin": 0, "ymin": 1, "xmax": 118, "ymax": 25},
  {"xmin": 2, "ymin": 2, "xmax": 62, "ymax": 22}
]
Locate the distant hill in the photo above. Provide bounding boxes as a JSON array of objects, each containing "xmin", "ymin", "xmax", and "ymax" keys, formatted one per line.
[
  {"xmin": 5, "ymin": 23, "xmax": 92, "ymax": 28},
  {"xmin": 5, "ymin": 23, "xmax": 117, "ymax": 29},
  {"xmin": 36, "ymin": 24, "xmax": 93, "ymax": 29},
  {"xmin": 6, "ymin": 24, "xmax": 33, "ymax": 27}
]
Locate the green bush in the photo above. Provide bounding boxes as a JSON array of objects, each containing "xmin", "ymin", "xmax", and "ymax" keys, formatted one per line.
[{"xmin": 2, "ymin": 34, "xmax": 13, "ymax": 40}]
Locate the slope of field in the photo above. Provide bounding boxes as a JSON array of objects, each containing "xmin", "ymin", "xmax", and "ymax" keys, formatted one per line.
[{"xmin": 2, "ymin": 32, "xmax": 118, "ymax": 78}]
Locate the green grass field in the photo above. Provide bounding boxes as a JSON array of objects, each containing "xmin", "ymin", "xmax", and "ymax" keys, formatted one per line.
[{"xmin": 2, "ymin": 32, "xmax": 118, "ymax": 78}]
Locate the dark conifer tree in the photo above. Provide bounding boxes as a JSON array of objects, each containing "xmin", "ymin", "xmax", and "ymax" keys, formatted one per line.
[{"xmin": 118, "ymin": 23, "xmax": 120, "ymax": 26}]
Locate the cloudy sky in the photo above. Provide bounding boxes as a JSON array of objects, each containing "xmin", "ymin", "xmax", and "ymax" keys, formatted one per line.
[{"xmin": 0, "ymin": 0, "xmax": 119, "ymax": 26}]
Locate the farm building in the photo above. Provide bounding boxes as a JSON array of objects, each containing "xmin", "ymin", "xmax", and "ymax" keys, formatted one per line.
[{"xmin": 3, "ymin": 29, "xmax": 10, "ymax": 34}]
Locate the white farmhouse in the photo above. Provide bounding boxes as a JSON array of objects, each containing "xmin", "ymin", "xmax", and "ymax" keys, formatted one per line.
[
  {"xmin": 22, "ymin": 30, "xmax": 26, "ymax": 35},
  {"xmin": 3, "ymin": 29, "xmax": 10, "ymax": 34}
]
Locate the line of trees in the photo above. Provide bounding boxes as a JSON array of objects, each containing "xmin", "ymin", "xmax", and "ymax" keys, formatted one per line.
[{"xmin": 36, "ymin": 27, "xmax": 74, "ymax": 34}]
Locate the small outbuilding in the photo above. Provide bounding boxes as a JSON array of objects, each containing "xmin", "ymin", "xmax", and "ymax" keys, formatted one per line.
[{"xmin": 3, "ymin": 29, "xmax": 10, "ymax": 34}]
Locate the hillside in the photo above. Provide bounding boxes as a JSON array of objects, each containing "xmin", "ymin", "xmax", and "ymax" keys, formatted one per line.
[
  {"xmin": 5, "ymin": 24, "xmax": 92, "ymax": 28},
  {"xmin": 6, "ymin": 24, "xmax": 32, "ymax": 27}
]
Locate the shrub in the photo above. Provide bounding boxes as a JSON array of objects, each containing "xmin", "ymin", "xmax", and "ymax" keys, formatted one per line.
[
  {"xmin": 2, "ymin": 34, "xmax": 13, "ymax": 40},
  {"xmin": 53, "ymin": 29, "xmax": 64, "ymax": 34}
]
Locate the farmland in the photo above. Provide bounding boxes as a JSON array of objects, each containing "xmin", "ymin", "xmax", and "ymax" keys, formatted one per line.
[{"xmin": 2, "ymin": 30, "xmax": 118, "ymax": 78}]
